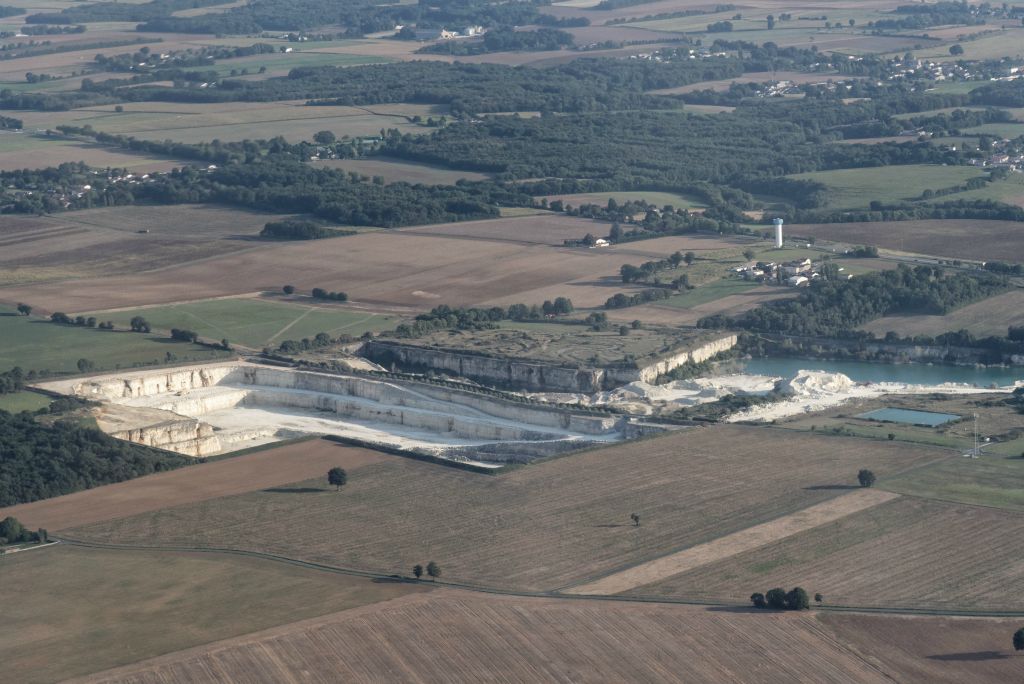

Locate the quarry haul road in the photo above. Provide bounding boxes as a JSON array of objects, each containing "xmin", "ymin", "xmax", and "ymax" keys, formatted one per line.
[{"xmin": 51, "ymin": 536, "xmax": 1024, "ymax": 619}]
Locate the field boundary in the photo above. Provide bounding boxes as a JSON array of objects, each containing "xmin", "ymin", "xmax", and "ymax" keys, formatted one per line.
[{"xmin": 564, "ymin": 489, "xmax": 900, "ymax": 596}]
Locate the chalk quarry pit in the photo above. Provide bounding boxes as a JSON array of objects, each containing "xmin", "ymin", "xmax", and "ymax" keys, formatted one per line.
[{"xmin": 37, "ymin": 362, "xmax": 629, "ymax": 464}]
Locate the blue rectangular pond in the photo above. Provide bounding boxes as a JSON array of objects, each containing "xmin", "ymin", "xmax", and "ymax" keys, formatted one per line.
[{"xmin": 855, "ymin": 407, "xmax": 961, "ymax": 427}]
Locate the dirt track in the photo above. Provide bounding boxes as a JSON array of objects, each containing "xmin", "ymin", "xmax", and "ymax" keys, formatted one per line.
[
  {"xmin": 568, "ymin": 488, "xmax": 900, "ymax": 595},
  {"xmin": 0, "ymin": 439, "xmax": 388, "ymax": 531}
]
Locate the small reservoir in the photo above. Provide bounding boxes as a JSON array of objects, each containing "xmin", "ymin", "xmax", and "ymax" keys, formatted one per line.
[{"xmin": 855, "ymin": 408, "xmax": 961, "ymax": 427}]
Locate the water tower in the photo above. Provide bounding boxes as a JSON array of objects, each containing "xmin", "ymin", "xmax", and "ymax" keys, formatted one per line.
[{"xmin": 773, "ymin": 218, "xmax": 784, "ymax": 248}]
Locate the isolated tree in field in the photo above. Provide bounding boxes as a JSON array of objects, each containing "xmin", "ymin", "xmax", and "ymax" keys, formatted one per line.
[
  {"xmin": 282, "ymin": 284, "xmax": 295, "ymax": 294},
  {"xmin": 683, "ymin": 251, "xmax": 695, "ymax": 266},
  {"xmin": 814, "ymin": 593, "xmax": 823, "ymax": 604},
  {"xmin": 743, "ymin": 249, "xmax": 756, "ymax": 262},
  {"xmin": 16, "ymin": 303, "xmax": 31, "ymax": 316},
  {"xmin": 1014, "ymin": 627, "xmax": 1024, "ymax": 651},
  {"xmin": 313, "ymin": 130, "xmax": 336, "ymax": 144},
  {"xmin": 76, "ymin": 358, "xmax": 94, "ymax": 373},
  {"xmin": 785, "ymin": 587, "xmax": 810, "ymax": 610},
  {"xmin": 949, "ymin": 44, "xmax": 964, "ymax": 56},
  {"xmin": 619, "ymin": 325, "xmax": 629, "ymax": 336},
  {"xmin": 750, "ymin": 592, "xmax": 767, "ymax": 609},
  {"xmin": 413, "ymin": 564, "xmax": 423, "ymax": 580},
  {"xmin": 426, "ymin": 560, "xmax": 441, "ymax": 581},
  {"xmin": 630, "ymin": 513, "xmax": 640, "ymax": 527},
  {"xmin": 327, "ymin": 467, "xmax": 348, "ymax": 491},
  {"xmin": 765, "ymin": 587, "xmax": 787, "ymax": 610},
  {"xmin": 857, "ymin": 469, "xmax": 876, "ymax": 488},
  {"xmin": 129, "ymin": 316, "xmax": 150, "ymax": 333}
]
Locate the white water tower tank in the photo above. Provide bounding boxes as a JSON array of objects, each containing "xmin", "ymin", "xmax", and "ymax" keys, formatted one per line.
[{"xmin": 773, "ymin": 218, "xmax": 784, "ymax": 248}]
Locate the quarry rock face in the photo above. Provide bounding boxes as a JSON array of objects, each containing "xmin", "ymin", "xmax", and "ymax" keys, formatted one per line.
[
  {"xmin": 363, "ymin": 334, "xmax": 738, "ymax": 392},
  {"xmin": 39, "ymin": 362, "xmax": 634, "ymax": 460}
]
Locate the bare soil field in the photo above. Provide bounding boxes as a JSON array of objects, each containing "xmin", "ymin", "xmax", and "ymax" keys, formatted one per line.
[
  {"xmin": 821, "ymin": 612, "xmax": 1024, "ymax": 684},
  {"xmin": 1, "ymin": 545, "xmax": 423, "ymax": 684},
  {"xmin": 626, "ymin": 496, "xmax": 1024, "ymax": 611},
  {"xmin": 312, "ymin": 156, "xmax": 490, "ymax": 184},
  {"xmin": 0, "ymin": 218, "xmax": 661, "ymax": 311},
  {"xmin": 75, "ymin": 591, "xmax": 912, "ymax": 684},
  {"xmin": 649, "ymin": 71, "xmax": 851, "ymax": 95},
  {"xmin": 395, "ymin": 213, "xmax": 594, "ymax": 245},
  {"xmin": 0, "ymin": 204, "xmax": 287, "ymax": 287},
  {"xmin": 0, "ymin": 439, "xmax": 388, "ymax": 531},
  {"xmin": 795, "ymin": 219, "xmax": 1024, "ymax": 262},
  {"xmin": 0, "ymin": 134, "xmax": 187, "ymax": 172},
  {"xmin": 66, "ymin": 425, "xmax": 945, "ymax": 592},
  {"xmin": 570, "ymin": 489, "xmax": 900, "ymax": 595},
  {"xmin": 77, "ymin": 590, "xmax": 1024, "ymax": 684},
  {"xmin": 861, "ymin": 290, "xmax": 1024, "ymax": 338}
]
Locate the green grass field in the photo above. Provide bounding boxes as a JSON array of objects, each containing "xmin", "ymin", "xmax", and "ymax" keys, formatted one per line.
[
  {"xmin": 925, "ymin": 172, "xmax": 1024, "ymax": 205},
  {"xmin": 663, "ymin": 277, "xmax": 758, "ymax": 309},
  {"xmin": 909, "ymin": 28, "xmax": 1024, "ymax": 61},
  {"xmin": 962, "ymin": 122, "xmax": 1024, "ymax": 138},
  {"xmin": 0, "ymin": 309, "xmax": 231, "ymax": 374},
  {"xmin": 0, "ymin": 545, "xmax": 424, "ymax": 684},
  {"xmin": 0, "ymin": 390, "xmax": 51, "ymax": 413},
  {"xmin": 789, "ymin": 164, "xmax": 986, "ymax": 209},
  {"xmin": 881, "ymin": 451, "xmax": 1024, "ymax": 510},
  {"xmin": 84, "ymin": 298, "xmax": 402, "ymax": 349}
]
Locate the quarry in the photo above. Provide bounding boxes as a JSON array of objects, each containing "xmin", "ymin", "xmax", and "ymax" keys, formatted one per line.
[{"xmin": 36, "ymin": 361, "xmax": 632, "ymax": 463}]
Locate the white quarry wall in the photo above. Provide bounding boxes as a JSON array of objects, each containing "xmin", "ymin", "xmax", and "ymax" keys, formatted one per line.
[{"xmin": 52, "ymin": 362, "xmax": 629, "ymax": 458}]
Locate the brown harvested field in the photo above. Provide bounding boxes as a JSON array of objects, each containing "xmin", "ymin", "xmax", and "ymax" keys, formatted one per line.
[
  {"xmin": 66, "ymin": 425, "xmax": 946, "ymax": 592},
  {"xmin": 0, "ymin": 544, "xmax": 424, "ymax": 684},
  {"xmin": 861, "ymin": 290, "xmax": 1024, "ymax": 338},
  {"xmin": 75, "ymin": 591, "xmax": 1024, "ymax": 684},
  {"xmin": 0, "ymin": 134, "xmax": 187, "ymax": 172},
  {"xmin": 649, "ymin": 70, "xmax": 851, "ymax": 95},
  {"xmin": 396, "ymin": 212, "xmax": 594, "ymax": 245},
  {"xmin": 796, "ymin": 219, "xmax": 1024, "ymax": 262},
  {"xmin": 821, "ymin": 612, "xmax": 1024, "ymax": 684},
  {"xmin": 569, "ymin": 488, "xmax": 900, "ymax": 595},
  {"xmin": 0, "ymin": 215, "xmax": 666, "ymax": 311},
  {"xmin": 0, "ymin": 204, "xmax": 288, "ymax": 287},
  {"xmin": 626, "ymin": 496, "xmax": 1024, "ymax": 611},
  {"xmin": 563, "ymin": 23, "xmax": 684, "ymax": 42},
  {"xmin": 312, "ymin": 156, "xmax": 490, "ymax": 184},
  {"xmin": 0, "ymin": 439, "xmax": 388, "ymax": 531},
  {"xmin": 11, "ymin": 101, "xmax": 442, "ymax": 144}
]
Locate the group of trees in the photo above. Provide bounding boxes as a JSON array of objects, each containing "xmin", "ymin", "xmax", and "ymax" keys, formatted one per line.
[
  {"xmin": 604, "ymin": 288, "xmax": 672, "ymax": 310},
  {"xmin": 700, "ymin": 265, "xmax": 1008, "ymax": 338},
  {"xmin": 311, "ymin": 288, "xmax": 348, "ymax": 302},
  {"xmin": 0, "ymin": 410, "xmax": 192, "ymax": 506},
  {"xmin": 412, "ymin": 561, "xmax": 441, "ymax": 581},
  {"xmin": 750, "ymin": 586, "xmax": 812, "ymax": 610},
  {"xmin": 0, "ymin": 368, "xmax": 25, "ymax": 395},
  {"xmin": 0, "ymin": 516, "xmax": 46, "ymax": 546},
  {"xmin": 392, "ymin": 300, "xmax": 574, "ymax": 338}
]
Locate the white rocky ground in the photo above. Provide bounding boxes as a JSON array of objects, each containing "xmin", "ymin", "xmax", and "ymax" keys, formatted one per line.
[
  {"xmin": 37, "ymin": 362, "xmax": 624, "ymax": 461},
  {"xmin": 527, "ymin": 369, "xmax": 1018, "ymax": 422}
]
